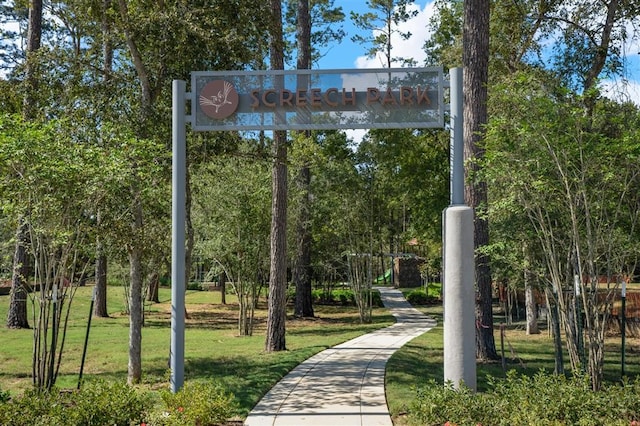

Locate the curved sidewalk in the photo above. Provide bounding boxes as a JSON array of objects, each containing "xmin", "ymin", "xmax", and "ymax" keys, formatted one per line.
[{"xmin": 244, "ymin": 287, "xmax": 437, "ymax": 426}]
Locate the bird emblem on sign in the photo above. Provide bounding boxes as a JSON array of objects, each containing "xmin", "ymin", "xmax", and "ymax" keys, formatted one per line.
[
  {"xmin": 199, "ymin": 80, "xmax": 239, "ymax": 119},
  {"xmin": 200, "ymin": 81, "xmax": 234, "ymax": 113}
]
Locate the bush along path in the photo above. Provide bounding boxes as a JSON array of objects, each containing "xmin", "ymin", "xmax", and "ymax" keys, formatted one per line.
[{"xmin": 244, "ymin": 286, "xmax": 437, "ymax": 426}]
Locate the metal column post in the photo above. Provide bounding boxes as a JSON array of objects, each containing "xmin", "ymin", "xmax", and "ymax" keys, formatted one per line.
[
  {"xmin": 450, "ymin": 67, "xmax": 465, "ymax": 206},
  {"xmin": 171, "ymin": 80, "xmax": 187, "ymax": 393},
  {"xmin": 443, "ymin": 67, "xmax": 476, "ymax": 391}
]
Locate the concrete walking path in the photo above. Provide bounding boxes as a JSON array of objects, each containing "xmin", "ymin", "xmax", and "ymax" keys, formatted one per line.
[{"xmin": 244, "ymin": 287, "xmax": 437, "ymax": 426}]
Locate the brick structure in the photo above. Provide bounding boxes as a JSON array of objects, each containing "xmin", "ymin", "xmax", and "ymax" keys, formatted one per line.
[{"xmin": 393, "ymin": 257, "xmax": 425, "ymax": 288}]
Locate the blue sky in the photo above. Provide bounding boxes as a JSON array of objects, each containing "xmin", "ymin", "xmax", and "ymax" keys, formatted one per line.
[
  {"xmin": 317, "ymin": 0, "xmax": 435, "ymax": 70},
  {"xmin": 2, "ymin": 1, "xmax": 638, "ymax": 104},
  {"xmin": 319, "ymin": 0, "xmax": 640, "ymax": 105}
]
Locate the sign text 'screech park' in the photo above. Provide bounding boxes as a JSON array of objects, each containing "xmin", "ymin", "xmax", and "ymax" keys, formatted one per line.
[{"xmin": 248, "ymin": 86, "xmax": 432, "ymax": 108}]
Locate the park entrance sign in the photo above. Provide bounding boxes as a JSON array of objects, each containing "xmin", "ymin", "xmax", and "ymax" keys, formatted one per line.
[
  {"xmin": 191, "ymin": 68, "xmax": 444, "ymax": 131},
  {"xmin": 171, "ymin": 67, "xmax": 475, "ymax": 393}
]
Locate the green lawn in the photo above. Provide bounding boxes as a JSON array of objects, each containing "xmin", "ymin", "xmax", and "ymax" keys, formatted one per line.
[
  {"xmin": 385, "ymin": 303, "xmax": 640, "ymax": 424},
  {"xmin": 2, "ymin": 285, "xmax": 638, "ymax": 423},
  {"xmin": 0, "ymin": 285, "xmax": 394, "ymax": 419}
]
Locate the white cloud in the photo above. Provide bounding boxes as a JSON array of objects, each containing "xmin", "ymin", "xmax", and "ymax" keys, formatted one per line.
[
  {"xmin": 348, "ymin": 1, "xmax": 437, "ymax": 142},
  {"xmin": 354, "ymin": 1, "xmax": 436, "ymax": 69},
  {"xmin": 345, "ymin": 128, "xmax": 368, "ymax": 145},
  {"xmin": 622, "ymin": 20, "xmax": 640, "ymax": 58},
  {"xmin": 602, "ymin": 48, "xmax": 640, "ymax": 106},
  {"xmin": 603, "ymin": 20, "xmax": 640, "ymax": 105},
  {"xmin": 601, "ymin": 77, "xmax": 640, "ymax": 106},
  {"xmin": 343, "ymin": 0, "xmax": 640, "ymax": 140}
]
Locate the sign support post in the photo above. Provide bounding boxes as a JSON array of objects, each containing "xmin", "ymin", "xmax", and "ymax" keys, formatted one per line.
[
  {"xmin": 171, "ymin": 80, "xmax": 187, "ymax": 393},
  {"xmin": 450, "ymin": 68, "xmax": 465, "ymax": 206},
  {"xmin": 622, "ymin": 280, "xmax": 627, "ymax": 377},
  {"xmin": 443, "ymin": 67, "xmax": 476, "ymax": 391}
]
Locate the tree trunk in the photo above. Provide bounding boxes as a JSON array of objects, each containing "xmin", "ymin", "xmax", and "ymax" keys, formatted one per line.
[
  {"xmin": 147, "ymin": 271, "xmax": 159, "ymax": 303},
  {"xmin": 266, "ymin": 127, "xmax": 288, "ymax": 351},
  {"xmin": 117, "ymin": 0, "xmax": 157, "ymax": 383},
  {"xmin": 523, "ymin": 244, "xmax": 538, "ymax": 334},
  {"xmin": 22, "ymin": 0, "xmax": 42, "ymax": 119},
  {"xmin": 93, "ymin": 235, "xmax": 109, "ymax": 317},
  {"xmin": 293, "ymin": 0, "xmax": 314, "ymax": 318},
  {"xmin": 293, "ymin": 164, "xmax": 314, "ymax": 317},
  {"xmin": 127, "ymin": 194, "xmax": 144, "ymax": 385},
  {"xmin": 7, "ymin": 0, "xmax": 43, "ymax": 330},
  {"xmin": 265, "ymin": 0, "xmax": 287, "ymax": 352},
  {"xmin": 582, "ymin": 0, "xmax": 619, "ymax": 116},
  {"xmin": 463, "ymin": 0, "xmax": 498, "ymax": 361},
  {"xmin": 218, "ymin": 271, "xmax": 226, "ymax": 305},
  {"xmin": 7, "ymin": 219, "xmax": 30, "ymax": 329},
  {"xmin": 102, "ymin": 0, "xmax": 113, "ymax": 80},
  {"xmin": 93, "ymin": 0, "xmax": 113, "ymax": 319},
  {"xmin": 524, "ymin": 281, "xmax": 539, "ymax": 335},
  {"xmin": 546, "ymin": 288, "xmax": 564, "ymax": 374}
]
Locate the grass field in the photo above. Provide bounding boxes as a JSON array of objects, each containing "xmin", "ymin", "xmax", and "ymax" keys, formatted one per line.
[
  {"xmin": 0, "ymin": 285, "xmax": 395, "ymax": 419},
  {"xmin": 1, "ymin": 284, "xmax": 639, "ymax": 423},
  {"xmin": 385, "ymin": 301, "xmax": 640, "ymax": 424}
]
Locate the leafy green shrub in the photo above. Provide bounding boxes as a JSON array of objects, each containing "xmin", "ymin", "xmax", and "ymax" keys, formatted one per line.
[
  {"xmin": 409, "ymin": 371, "xmax": 640, "ymax": 426},
  {"xmin": 0, "ymin": 386, "xmax": 10, "ymax": 403},
  {"xmin": 309, "ymin": 288, "xmax": 384, "ymax": 307},
  {"xmin": 187, "ymin": 281, "xmax": 202, "ymax": 291},
  {"xmin": 333, "ymin": 289, "xmax": 355, "ymax": 305},
  {"xmin": 311, "ymin": 288, "xmax": 329, "ymax": 303},
  {"xmin": 0, "ymin": 388, "xmax": 59, "ymax": 426},
  {"xmin": 406, "ymin": 289, "xmax": 438, "ymax": 305},
  {"xmin": 310, "ymin": 288, "xmax": 351, "ymax": 305},
  {"xmin": 0, "ymin": 381, "xmax": 149, "ymax": 426},
  {"xmin": 155, "ymin": 381, "xmax": 236, "ymax": 426},
  {"xmin": 286, "ymin": 286, "xmax": 297, "ymax": 301},
  {"xmin": 410, "ymin": 380, "xmax": 491, "ymax": 426},
  {"xmin": 69, "ymin": 380, "xmax": 150, "ymax": 425},
  {"xmin": 370, "ymin": 290, "xmax": 383, "ymax": 307}
]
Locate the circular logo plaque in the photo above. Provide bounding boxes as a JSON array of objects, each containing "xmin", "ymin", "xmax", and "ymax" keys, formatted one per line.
[{"xmin": 199, "ymin": 80, "xmax": 239, "ymax": 119}]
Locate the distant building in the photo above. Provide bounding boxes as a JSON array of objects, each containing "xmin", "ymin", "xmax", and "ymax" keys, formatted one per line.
[{"xmin": 393, "ymin": 256, "xmax": 425, "ymax": 288}]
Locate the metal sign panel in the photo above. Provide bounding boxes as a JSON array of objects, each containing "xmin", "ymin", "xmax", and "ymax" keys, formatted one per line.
[{"xmin": 191, "ymin": 67, "xmax": 444, "ymax": 131}]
